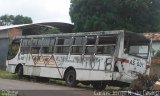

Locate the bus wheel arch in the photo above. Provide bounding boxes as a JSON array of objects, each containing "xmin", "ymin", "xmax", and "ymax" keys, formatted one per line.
[
  {"xmin": 15, "ymin": 64, "xmax": 23, "ymax": 79},
  {"xmin": 64, "ymin": 66, "xmax": 78, "ymax": 87}
]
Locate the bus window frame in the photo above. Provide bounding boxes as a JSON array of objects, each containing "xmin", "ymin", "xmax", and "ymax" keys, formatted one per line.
[
  {"xmin": 54, "ymin": 37, "xmax": 73, "ymax": 54},
  {"xmin": 70, "ymin": 36, "xmax": 86, "ymax": 55}
]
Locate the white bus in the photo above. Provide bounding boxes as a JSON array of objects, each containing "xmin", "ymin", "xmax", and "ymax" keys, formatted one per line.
[{"xmin": 6, "ymin": 30, "xmax": 151, "ymax": 90}]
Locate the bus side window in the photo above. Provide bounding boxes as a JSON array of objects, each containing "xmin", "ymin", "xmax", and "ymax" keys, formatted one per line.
[
  {"xmin": 85, "ymin": 36, "xmax": 96, "ymax": 54},
  {"xmin": 21, "ymin": 47, "xmax": 30, "ymax": 54},
  {"xmin": 31, "ymin": 47, "xmax": 40, "ymax": 54},
  {"xmin": 97, "ymin": 36, "xmax": 116, "ymax": 55},
  {"xmin": 55, "ymin": 37, "xmax": 72, "ymax": 54},
  {"xmin": 41, "ymin": 38, "xmax": 54, "ymax": 54},
  {"xmin": 71, "ymin": 37, "xmax": 85, "ymax": 54},
  {"xmin": 41, "ymin": 47, "xmax": 54, "ymax": 54}
]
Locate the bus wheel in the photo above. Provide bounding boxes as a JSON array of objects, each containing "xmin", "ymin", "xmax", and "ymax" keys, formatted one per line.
[
  {"xmin": 17, "ymin": 66, "xmax": 23, "ymax": 79},
  {"xmin": 91, "ymin": 81, "xmax": 106, "ymax": 91},
  {"xmin": 65, "ymin": 70, "xmax": 77, "ymax": 87}
]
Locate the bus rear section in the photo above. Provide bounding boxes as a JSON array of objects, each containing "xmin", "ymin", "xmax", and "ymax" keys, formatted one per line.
[
  {"xmin": 112, "ymin": 32, "xmax": 151, "ymax": 85},
  {"xmin": 6, "ymin": 30, "xmax": 151, "ymax": 90}
]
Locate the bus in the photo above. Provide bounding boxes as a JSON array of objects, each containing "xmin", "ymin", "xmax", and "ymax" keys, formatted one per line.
[{"xmin": 6, "ymin": 30, "xmax": 152, "ymax": 90}]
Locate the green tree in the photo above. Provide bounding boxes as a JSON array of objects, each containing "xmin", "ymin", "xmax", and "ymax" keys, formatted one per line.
[
  {"xmin": 13, "ymin": 15, "xmax": 32, "ymax": 25},
  {"xmin": 37, "ymin": 26, "xmax": 60, "ymax": 34},
  {"xmin": 0, "ymin": 14, "xmax": 32, "ymax": 26},
  {"xmin": 0, "ymin": 15, "xmax": 14, "ymax": 25},
  {"xmin": 70, "ymin": 0, "xmax": 160, "ymax": 32}
]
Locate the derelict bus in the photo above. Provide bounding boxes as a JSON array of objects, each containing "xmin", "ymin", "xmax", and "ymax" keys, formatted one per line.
[{"xmin": 6, "ymin": 30, "xmax": 151, "ymax": 90}]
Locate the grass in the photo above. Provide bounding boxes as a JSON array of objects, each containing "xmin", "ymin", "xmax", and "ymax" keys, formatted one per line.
[
  {"xmin": 0, "ymin": 69, "xmax": 16, "ymax": 79},
  {"xmin": 0, "ymin": 90, "xmax": 18, "ymax": 96},
  {"xmin": 49, "ymin": 79, "xmax": 66, "ymax": 85}
]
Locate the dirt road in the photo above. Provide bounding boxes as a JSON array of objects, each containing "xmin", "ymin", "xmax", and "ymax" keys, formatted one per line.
[{"xmin": 0, "ymin": 78, "xmax": 95, "ymax": 96}]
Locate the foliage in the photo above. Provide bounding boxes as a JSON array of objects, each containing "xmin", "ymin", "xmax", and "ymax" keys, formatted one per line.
[
  {"xmin": 130, "ymin": 74, "xmax": 158, "ymax": 90},
  {"xmin": 155, "ymin": 50, "xmax": 160, "ymax": 57},
  {"xmin": 0, "ymin": 14, "xmax": 32, "ymax": 26},
  {"xmin": 13, "ymin": 15, "xmax": 32, "ymax": 25},
  {"xmin": 0, "ymin": 70, "xmax": 15, "ymax": 79},
  {"xmin": 29, "ymin": 26, "xmax": 60, "ymax": 35},
  {"xmin": 70, "ymin": 0, "xmax": 160, "ymax": 32},
  {"xmin": 41, "ymin": 27, "xmax": 60, "ymax": 34}
]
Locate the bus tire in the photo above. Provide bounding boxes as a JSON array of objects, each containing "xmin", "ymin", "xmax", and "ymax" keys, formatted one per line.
[
  {"xmin": 17, "ymin": 66, "xmax": 23, "ymax": 79},
  {"xmin": 91, "ymin": 81, "xmax": 106, "ymax": 91},
  {"xmin": 65, "ymin": 70, "xmax": 77, "ymax": 87}
]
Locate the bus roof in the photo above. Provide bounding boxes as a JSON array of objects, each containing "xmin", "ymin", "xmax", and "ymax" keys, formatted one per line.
[{"xmin": 15, "ymin": 30, "xmax": 150, "ymax": 43}]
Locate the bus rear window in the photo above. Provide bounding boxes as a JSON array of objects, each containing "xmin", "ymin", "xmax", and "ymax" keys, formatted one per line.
[{"xmin": 129, "ymin": 45, "xmax": 149, "ymax": 58}]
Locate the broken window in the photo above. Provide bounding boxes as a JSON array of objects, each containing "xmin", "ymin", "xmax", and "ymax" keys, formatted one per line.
[
  {"xmin": 42, "ymin": 38, "xmax": 50, "ymax": 46},
  {"xmin": 41, "ymin": 47, "xmax": 53, "ymax": 54},
  {"xmin": 85, "ymin": 36, "xmax": 96, "ymax": 54},
  {"xmin": 55, "ymin": 37, "xmax": 72, "ymax": 54},
  {"xmin": 40, "ymin": 38, "xmax": 56, "ymax": 54},
  {"xmin": 50, "ymin": 38, "xmax": 56, "ymax": 46},
  {"xmin": 71, "ymin": 37, "xmax": 86, "ymax": 54},
  {"xmin": 124, "ymin": 37, "xmax": 149, "ymax": 58},
  {"xmin": 21, "ymin": 47, "xmax": 30, "ymax": 54},
  {"xmin": 128, "ymin": 45, "xmax": 149, "ymax": 58},
  {"xmin": 96, "ymin": 36, "xmax": 116, "ymax": 55},
  {"xmin": 31, "ymin": 47, "xmax": 40, "ymax": 54}
]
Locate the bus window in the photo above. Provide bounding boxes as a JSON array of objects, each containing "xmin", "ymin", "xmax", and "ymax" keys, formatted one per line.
[
  {"xmin": 21, "ymin": 47, "xmax": 30, "ymax": 54},
  {"xmin": 86, "ymin": 46, "xmax": 94, "ymax": 54},
  {"xmin": 57, "ymin": 38, "xmax": 64, "ymax": 45},
  {"xmin": 41, "ymin": 47, "xmax": 54, "ymax": 54},
  {"xmin": 7, "ymin": 39, "xmax": 20, "ymax": 60},
  {"xmin": 31, "ymin": 47, "xmax": 40, "ymax": 54},
  {"xmin": 129, "ymin": 45, "xmax": 149, "ymax": 58},
  {"xmin": 74, "ymin": 37, "xmax": 86, "ymax": 45},
  {"xmin": 124, "ymin": 37, "xmax": 149, "ymax": 58},
  {"xmin": 55, "ymin": 37, "xmax": 72, "ymax": 54},
  {"xmin": 42, "ymin": 38, "xmax": 50, "ymax": 46},
  {"xmin": 41, "ymin": 38, "xmax": 54, "ymax": 54},
  {"xmin": 50, "ymin": 38, "xmax": 55, "ymax": 46},
  {"xmin": 85, "ymin": 36, "xmax": 96, "ymax": 54},
  {"xmin": 96, "ymin": 36, "xmax": 116, "ymax": 55},
  {"xmin": 71, "ymin": 37, "xmax": 86, "ymax": 54}
]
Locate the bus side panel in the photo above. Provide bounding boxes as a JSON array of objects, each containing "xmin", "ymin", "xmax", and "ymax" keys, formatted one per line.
[
  {"xmin": 40, "ymin": 67, "xmax": 62, "ymax": 79},
  {"xmin": 57, "ymin": 55, "xmax": 113, "ymax": 81},
  {"xmin": 76, "ymin": 70, "xmax": 112, "ymax": 81}
]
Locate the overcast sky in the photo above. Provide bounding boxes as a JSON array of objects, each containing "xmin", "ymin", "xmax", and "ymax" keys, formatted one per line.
[{"xmin": 0, "ymin": 0, "xmax": 71, "ymax": 23}]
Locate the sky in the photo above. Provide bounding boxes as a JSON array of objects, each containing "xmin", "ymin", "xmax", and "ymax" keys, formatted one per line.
[{"xmin": 0, "ymin": 0, "xmax": 72, "ymax": 23}]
